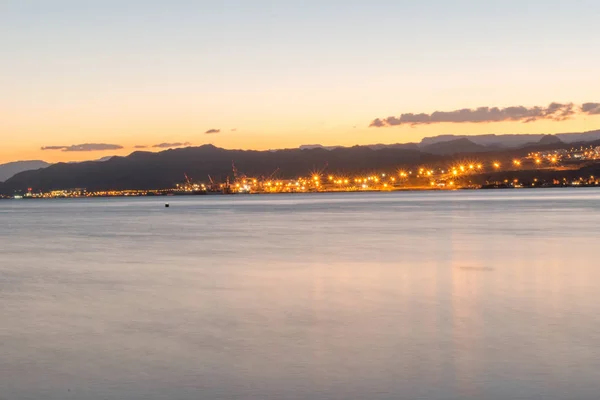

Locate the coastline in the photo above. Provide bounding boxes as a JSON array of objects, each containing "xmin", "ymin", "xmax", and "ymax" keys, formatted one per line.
[{"xmin": 2, "ymin": 183, "xmax": 599, "ymax": 201}]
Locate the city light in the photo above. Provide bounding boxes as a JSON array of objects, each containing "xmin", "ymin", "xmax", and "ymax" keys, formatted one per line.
[{"xmin": 11, "ymin": 145, "xmax": 600, "ymax": 200}]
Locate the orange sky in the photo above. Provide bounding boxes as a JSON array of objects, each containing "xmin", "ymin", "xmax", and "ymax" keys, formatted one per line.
[
  {"xmin": 2, "ymin": 1, "xmax": 600, "ymax": 164},
  {"xmin": 4, "ymin": 115, "xmax": 600, "ymax": 164}
]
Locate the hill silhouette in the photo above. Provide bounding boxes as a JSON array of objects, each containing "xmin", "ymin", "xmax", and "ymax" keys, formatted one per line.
[
  {"xmin": 4, "ymin": 136, "xmax": 600, "ymax": 193},
  {"xmin": 538, "ymin": 134, "xmax": 563, "ymax": 145},
  {"xmin": 2, "ymin": 145, "xmax": 438, "ymax": 192},
  {"xmin": 419, "ymin": 129, "xmax": 600, "ymax": 148},
  {"xmin": 420, "ymin": 138, "xmax": 489, "ymax": 155}
]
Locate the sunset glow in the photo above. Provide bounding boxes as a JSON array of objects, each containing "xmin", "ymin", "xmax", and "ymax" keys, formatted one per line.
[{"xmin": 2, "ymin": 1, "xmax": 600, "ymax": 163}]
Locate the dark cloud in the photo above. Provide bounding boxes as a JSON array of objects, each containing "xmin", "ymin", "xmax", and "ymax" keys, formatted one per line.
[
  {"xmin": 134, "ymin": 145, "xmax": 148, "ymax": 149},
  {"xmin": 369, "ymin": 103, "xmax": 588, "ymax": 127},
  {"xmin": 152, "ymin": 142, "xmax": 191, "ymax": 149},
  {"xmin": 41, "ymin": 143, "xmax": 123, "ymax": 152},
  {"xmin": 582, "ymin": 103, "xmax": 600, "ymax": 115},
  {"xmin": 369, "ymin": 119, "xmax": 386, "ymax": 128},
  {"xmin": 41, "ymin": 145, "xmax": 68, "ymax": 150},
  {"xmin": 205, "ymin": 129, "xmax": 221, "ymax": 134}
]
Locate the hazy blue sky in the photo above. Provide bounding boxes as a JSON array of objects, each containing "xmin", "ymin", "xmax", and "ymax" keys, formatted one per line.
[{"xmin": 2, "ymin": 0, "xmax": 599, "ymax": 161}]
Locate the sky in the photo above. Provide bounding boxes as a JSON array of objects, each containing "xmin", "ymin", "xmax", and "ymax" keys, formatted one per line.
[{"xmin": 2, "ymin": 0, "xmax": 600, "ymax": 163}]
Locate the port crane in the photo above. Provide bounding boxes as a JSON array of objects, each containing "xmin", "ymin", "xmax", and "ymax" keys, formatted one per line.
[
  {"xmin": 207, "ymin": 174, "xmax": 219, "ymax": 192},
  {"xmin": 264, "ymin": 167, "xmax": 280, "ymax": 182},
  {"xmin": 232, "ymin": 161, "xmax": 248, "ymax": 182},
  {"xmin": 184, "ymin": 173, "xmax": 192, "ymax": 186},
  {"xmin": 232, "ymin": 161, "xmax": 239, "ymax": 181}
]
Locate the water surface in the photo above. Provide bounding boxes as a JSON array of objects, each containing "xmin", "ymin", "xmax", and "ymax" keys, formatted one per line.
[{"xmin": 2, "ymin": 189, "xmax": 600, "ymax": 400}]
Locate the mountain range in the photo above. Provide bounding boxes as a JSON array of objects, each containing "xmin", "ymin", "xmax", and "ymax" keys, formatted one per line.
[
  {"xmin": 2, "ymin": 129, "xmax": 600, "ymax": 193},
  {"xmin": 417, "ymin": 130, "xmax": 600, "ymax": 148},
  {"xmin": 301, "ymin": 130, "xmax": 600, "ymax": 153},
  {"xmin": 1, "ymin": 145, "xmax": 439, "ymax": 192}
]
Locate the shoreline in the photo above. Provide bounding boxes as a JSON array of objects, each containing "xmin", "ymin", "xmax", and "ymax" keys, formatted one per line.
[{"xmin": 2, "ymin": 184, "xmax": 599, "ymax": 201}]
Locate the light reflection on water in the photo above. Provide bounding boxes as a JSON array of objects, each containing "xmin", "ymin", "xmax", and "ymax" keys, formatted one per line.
[{"xmin": 1, "ymin": 189, "xmax": 600, "ymax": 400}]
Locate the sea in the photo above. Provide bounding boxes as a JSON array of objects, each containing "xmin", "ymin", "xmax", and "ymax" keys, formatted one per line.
[{"xmin": 1, "ymin": 189, "xmax": 600, "ymax": 400}]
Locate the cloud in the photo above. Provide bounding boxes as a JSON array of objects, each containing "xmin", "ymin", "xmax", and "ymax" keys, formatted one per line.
[
  {"xmin": 582, "ymin": 103, "xmax": 600, "ymax": 115},
  {"xmin": 41, "ymin": 145, "xmax": 68, "ymax": 151},
  {"xmin": 205, "ymin": 129, "xmax": 221, "ymax": 134},
  {"xmin": 152, "ymin": 142, "xmax": 191, "ymax": 149},
  {"xmin": 134, "ymin": 145, "xmax": 148, "ymax": 149},
  {"xmin": 41, "ymin": 143, "xmax": 123, "ymax": 152},
  {"xmin": 369, "ymin": 102, "xmax": 590, "ymax": 127},
  {"xmin": 369, "ymin": 119, "xmax": 387, "ymax": 128}
]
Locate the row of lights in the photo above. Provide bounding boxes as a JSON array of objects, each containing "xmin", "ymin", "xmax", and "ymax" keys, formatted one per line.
[
  {"xmin": 304, "ymin": 157, "xmax": 566, "ymax": 187},
  {"xmin": 194, "ymin": 156, "xmax": 569, "ymax": 192}
]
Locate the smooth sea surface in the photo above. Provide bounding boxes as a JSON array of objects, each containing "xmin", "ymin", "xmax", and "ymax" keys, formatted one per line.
[{"xmin": 2, "ymin": 189, "xmax": 600, "ymax": 400}]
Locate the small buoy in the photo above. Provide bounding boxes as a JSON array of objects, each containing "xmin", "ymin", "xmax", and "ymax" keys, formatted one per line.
[{"xmin": 165, "ymin": 203, "xmax": 170, "ymax": 208}]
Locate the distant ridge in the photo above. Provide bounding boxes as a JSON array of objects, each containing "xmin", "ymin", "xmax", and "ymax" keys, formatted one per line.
[
  {"xmin": 368, "ymin": 143, "xmax": 420, "ymax": 151},
  {"xmin": 67, "ymin": 155, "xmax": 115, "ymax": 164},
  {"xmin": 300, "ymin": 143, "xmax": 419, "ymax": 151},
  {"xmin": 419, "ymin": 129, "xmax": 600, "ymax": 148},
  {"xmin": 538, "ymin": 134, "xmax": 563, "ymax": 145},
  {"xmin": 299, "ymin": 144, "xmax": 341, "ymax": 150},
  {"xmin": 0, "ymin": 160, "xmax": 50, "ymax": 182},
  {"xmin": 299, "ymin": 130, "xmax": 600, "ymax": 153},
  {"xmin": 420, "ymin": 138, "xmax": 489, "ymax": 155}
]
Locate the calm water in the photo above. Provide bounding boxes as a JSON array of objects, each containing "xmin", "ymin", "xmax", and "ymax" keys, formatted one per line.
[{"xmin": 2, "ymin": 189, "xmax": 600, "ymax": 400}]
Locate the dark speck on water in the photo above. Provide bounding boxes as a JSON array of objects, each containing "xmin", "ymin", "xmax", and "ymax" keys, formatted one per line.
[{"xmin": 2, "ymin": 189, "xmax": 600, "ymax": 400}]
